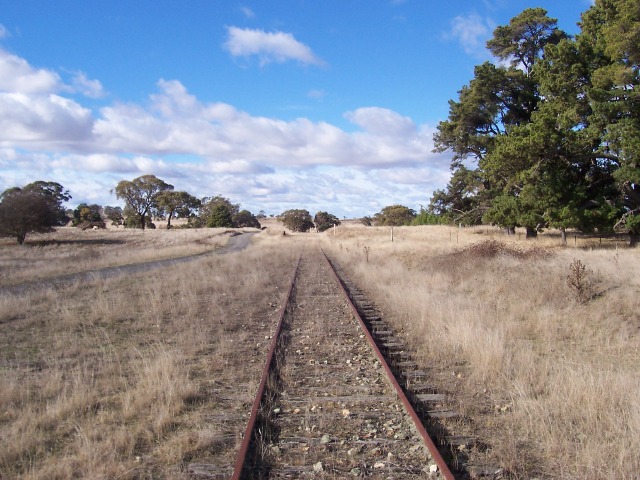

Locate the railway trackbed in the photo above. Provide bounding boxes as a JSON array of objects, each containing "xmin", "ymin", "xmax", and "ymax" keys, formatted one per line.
[
  {"xmin": 189, "ymin": 247, "xmax": 501, "ymax": 479},
  {"xmin": 232, "ymin": 247, "xmax": 456, "ymax": 479}
]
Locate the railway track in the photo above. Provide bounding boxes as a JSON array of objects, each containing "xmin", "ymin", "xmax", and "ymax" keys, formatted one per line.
[{"xmin": 229, "ymin": 248, "xmax": 456, "ymax": 479}]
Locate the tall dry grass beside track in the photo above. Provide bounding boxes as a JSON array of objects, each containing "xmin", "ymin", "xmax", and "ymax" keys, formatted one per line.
[
  {"xmin": 0, "ymin": 232, "xmax": 300, "ymax": 479},
  {"xmin": 0, "ymin": 227, "xmax": 238, "ymax": 287},
  {"xmin": 327, "ymin": 223, "xmax": 640, "ymax": 479}
]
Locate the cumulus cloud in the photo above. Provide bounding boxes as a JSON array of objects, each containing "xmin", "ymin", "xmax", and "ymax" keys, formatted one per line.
[
  {"xmin": 345, "ymin": 107, "xmax": 416, "ymax": 137},
  {"xmin": 446, "ymin": 13, "xmax": 495, "ymax": 57},
  {"xmin": 0, "ymin": 48, "xmax": 61, "ymax": 94},
  {"xmin": 0, "ymin": 92, "xmax": 94, "ymax": 144},
  {"xmin": 71, "ymin": 71, "xmax": 105, "ymax": 98},
  {"xmin": 223, "ymin": 26, "xmax": 325, "ymax": 66},
  {"xmin": 0, "ymin": 49, "xmax": 452, "ymax": 216}
]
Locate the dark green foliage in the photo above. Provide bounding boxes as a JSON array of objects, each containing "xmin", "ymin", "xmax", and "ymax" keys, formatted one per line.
[
  {"xmin": 412, "ymin": 208, "xmax": 449, "ymax": 226},
  {"xmin": 206, "ymin": 204, "xmax": 233, "ymax": 228},
  {"xmin": 198, "ymin": 196, "xmax": 238, "ymax": 228},
  {"xmin": 72, "ymin": 203, "xmax": 102, "ymax": 227},
  {"xmin": 157, "ymin": 191, "xmax": 200, "ymax": 229},
  {"xmin": 314, "ymin": 211, "xmax": 341, "ymax": 232},
  {"xmin": 103, "ymin": 206, "xmax": 124, "ymax": 226},
  {"xmin": 486, "ymin": 7, "xmax": 567, "ymax": 75},
  {"xmin": 279, "ymin": 209, "xmax": 314, "ymax": 232},
  {"xmin": 233, "ymin": 209, "xmax": 261, "ymax": 228},
  {"xmin": 373, "ymin": 205, "xmax": 416, "ymax": 226},
  {"xmin": 0, "ymin": 181, "xmax": 71, "ymax": 244},
  {"xmin": 428, "ymin": 166, "xmax": 486, "ymax": 225},
  {"xmin": 115, "ymin": 175, "xmax": 173, "ymax": 230},
  {"xmin": 432, "ymin": 2, "xmax": 640, "ymax": 241}
]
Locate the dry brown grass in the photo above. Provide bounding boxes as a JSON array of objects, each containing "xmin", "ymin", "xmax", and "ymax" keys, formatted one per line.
[
  {"xmin": 0, "ymin": 229, "xmax": 300, "ymax": 479},
  {"xmin": 326, "ymin": 223, "xmax": 640, "ymax": 479},
  {"xmin": 0, "ymin": 227, "xmax": 243, "ymax": 287},
  {"xmin": 3, "ymin": 222, "xmax": 638, "ymax": 478}
]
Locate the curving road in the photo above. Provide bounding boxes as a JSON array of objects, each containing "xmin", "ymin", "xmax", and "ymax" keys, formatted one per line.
[{"xmin": 0, "ymin": 231, "xmax": 258, "ymax": 296}]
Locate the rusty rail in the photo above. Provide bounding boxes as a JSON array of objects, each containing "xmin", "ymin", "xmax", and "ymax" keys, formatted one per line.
[
  {"xmin": 231, "ymin": 250, "xmax": 455, "ymax": 479},
  {"xmin": 230, "ymin": 253, "xmax": 302, "ymax": 480},
  {"xmin": 322, "ymin": 249, "xmax": 456, "ymax": 480}
]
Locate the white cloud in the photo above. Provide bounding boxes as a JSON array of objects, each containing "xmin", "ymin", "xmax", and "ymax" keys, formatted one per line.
[
  {"xmin": 71, "ymin": 71, "xmax": 105, "ymax": 98},
  {"xmin": 223, "ymin": 26, "xmax": 325, "ymax": 66},
  {"xmin": 0, "ymin": 92, "xmax": 93, "ymax": 144},
  {"xmin": 0, "ymin": 49, "xmax": 452, "ymax": 216},
  {"xmin": 240, "ymin": 6, "xmax": 256, "ymax": 19},
  {"xmin": 345, "ymin": 107, "xmax": 416, "ymax": 138},
  {"xmin": 446, "ymin": 13, "xmax": 495, "ymax": 57},
  {"xmin": 0, "ymin": 48, "xmax": 61, "ymax": 94},
  {"xmin": 0, "ymin": 24, "xmax": 9, "ymax": 39}
]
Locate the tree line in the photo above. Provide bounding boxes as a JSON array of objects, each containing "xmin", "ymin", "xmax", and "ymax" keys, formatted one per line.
[
  {"xmin": 0, "ymin": 174, "xmax": 344, "ymax": 244},
  {"xmin": 426, "ymin": 1, "xmax": 639, "ymax": 245}
]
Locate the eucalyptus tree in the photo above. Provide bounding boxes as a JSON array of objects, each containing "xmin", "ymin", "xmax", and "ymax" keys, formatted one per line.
[
  {"xmin": 279, "ymin": 209, "xmax": 314, "ymax": 232},
  {"xmin": 314, "ymin": 211, "xmax": 341, "ymax": 232},
  {"xmin": 114, "ymin": 175, "xmax": 173, "ymax": 230},
  {"xmin": 197, "ymin": 196, "xmax": 239, "ymax": 228},
  {"xmin": 157, "ymin": 191, "xmax": 200, "ymax": 229},
  {"xmin": 0, "ymin": 181, "xmax": 71, "ymax": 244},
  {"xmin": 373, "ymin": 205, "xmax": 416, "ymax": 226}
]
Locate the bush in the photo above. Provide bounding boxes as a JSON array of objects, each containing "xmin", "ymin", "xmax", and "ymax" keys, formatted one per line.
[
  {"xmin": 279, "ymin": 209, "xmax": 314, "ymax": 232},
  {"xmin": 233, "ymin": 210, "xmax": 261, "ymax": 228},
  {"xmin": 566, "ymin": 259, "xmax": 595, "ymax": 303},
  {"xmin": 373, "ymin": 205, "xmax": 416, "ymax": 226},
  {"xmin": 314, "ymin": 211, "xmax": 340, "ymax": 232}
]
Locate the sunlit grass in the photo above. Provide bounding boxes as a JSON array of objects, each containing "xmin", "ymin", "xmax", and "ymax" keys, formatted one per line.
[{"xmin": 327, "ymin": 222, "xmax": 640, "ymax": 479}]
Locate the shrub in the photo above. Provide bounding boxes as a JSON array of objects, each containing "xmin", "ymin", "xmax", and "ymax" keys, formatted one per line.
[
  {"xmin": 566, "ymin": 259, "xmax": 595, "ymax": 303},
  {"xmin": 314, "ymin": 211, "xmax": 341, "ymax": 232},
  {"xmin": 279, "ymin": 209, "xmax": 314, "ymax": 232}
]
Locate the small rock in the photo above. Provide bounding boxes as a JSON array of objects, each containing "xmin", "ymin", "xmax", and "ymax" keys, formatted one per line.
[
  {"xmin": 350, "ymin": 467, "xmax": 361, "ymax": 476},
  {"xmin": 374, "ymin": 462, "xmax": 385, "ymax": 469},
  {"xmin": 429, "ymin": 464, "xmax": 438, "ymax": 474},
  {"xmin": 313, "ymin": 462, "xmax": 324, "ymax": 472},
  {"xmin": 320, "ymin": 434, "xmax": 331, "ymax": 444},
  {"xmin": 293, "ymin": 408, "xmax": 301, "ymax": 414}
]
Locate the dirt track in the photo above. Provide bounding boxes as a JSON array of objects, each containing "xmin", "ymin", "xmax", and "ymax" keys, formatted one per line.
[{"xmin": 0, "ymin": 231, "xmax": 257, "ymax": 296}]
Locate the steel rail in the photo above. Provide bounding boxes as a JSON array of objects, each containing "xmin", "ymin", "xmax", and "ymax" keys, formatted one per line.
[
  {"xmin": 322, "ymin": 249, "xmax": 456, "ymax": 480},
  {"xmin": 230, "ymin": 253, "xmax": 302, "ymax": 480}
]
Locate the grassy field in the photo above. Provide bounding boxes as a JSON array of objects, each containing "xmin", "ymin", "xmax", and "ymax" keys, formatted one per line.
[
  {"xmin": 326, "ymin": 222, "xmax": 640, "ymax": 479},
  {"xmin": 1, "ymin": 221, "xmax": 638, "ymax": 478},
  {"xmin": 0, "ymin": 227, "xmax": 232, "ymax": 287},
  {"xmin": 0, "ymin": 225, "xmax": 299, "ymax": 479}
]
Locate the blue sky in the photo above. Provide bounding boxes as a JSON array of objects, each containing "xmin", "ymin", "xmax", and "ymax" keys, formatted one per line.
[{"xmin": 0, "ymin": 0, "xmax": 594, "ymax": 218}]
